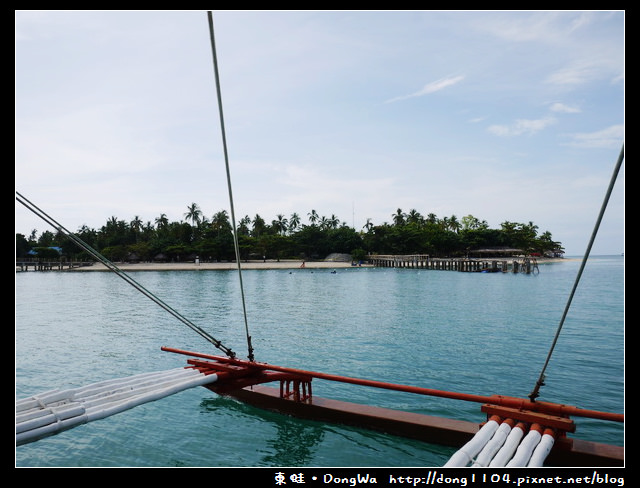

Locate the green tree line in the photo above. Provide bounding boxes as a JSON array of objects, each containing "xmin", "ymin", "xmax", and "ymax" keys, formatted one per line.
[{"xmin": 15, "ymin": 204, "xmax": 563, "ymax": 263}]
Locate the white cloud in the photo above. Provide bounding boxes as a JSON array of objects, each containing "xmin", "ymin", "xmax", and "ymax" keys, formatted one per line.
[
  {"xmin": 487, "ymin": 117, "xmax": 557, "ymax": 137},
  {"xmin": 563, "ymin": 124, "xmax": 624, "ymax": 148},
  {"xmin": 384, "ymin": 75, "xmax": 465, "ymax": 103},
  {"xmin": 546, "ymin": 61, "xmax": 603, "ymax": 85},
  {"xmin": 549, "ymin": 102, "xmax": 581, "ymax": 113}
]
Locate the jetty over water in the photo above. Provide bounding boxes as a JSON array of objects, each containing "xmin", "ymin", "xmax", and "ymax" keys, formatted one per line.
[
  {"xmin": 16, "ymin": 260, "xmax": 94, "ymax": 272},
  {"xmin": 367, "ymin": 254, "xmax": 539, "ymax": 274}
]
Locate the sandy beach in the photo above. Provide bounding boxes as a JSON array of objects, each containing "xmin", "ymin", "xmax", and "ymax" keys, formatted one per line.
[
  {"xmin": 71, "ymin": 259, "xmax": 363, "ymax": 271},
  {"xmin": 67, "ymin": 256, "xmax": 568, "ymax": 272}
]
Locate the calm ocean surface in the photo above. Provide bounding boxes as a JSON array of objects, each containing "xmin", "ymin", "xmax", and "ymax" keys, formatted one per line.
[{"xmin": 15, "ymin": 256, "xmax": 624, "ymax": 467}]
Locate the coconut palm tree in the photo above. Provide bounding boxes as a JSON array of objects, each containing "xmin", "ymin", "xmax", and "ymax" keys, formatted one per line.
[
  {"xmin": 211, "ymin": 210, "xmax": 231, "ymax": 235},
  {"xmin": 130, "ymin": 215, "xmax": 143, "ymax": 243},
  {"xmin": 392, "ymin": 208, "xmax": 405, "ymax": 226},
  {"xmin": 406, "ymin": 209, "xmax": 423, "ymax": 226},
  {"xmin": 319, "ymin": 216, "xmax": 330, "ymax": 230},
  {"xmin": 448, "ymin": 215, "xmax": 461, "ymax": 233},
  {"xmin": 289, "ymin": 212, "xmax": 301, "ymax": 233},
  {"xmin": 252, "ymin": 214, "xmax": 267, "ymax": 237},
  {"xmin": 155, "ymin": 214, "xmax": 169, "ymax": 230},
  {"xmin": 272, "ymin": 214, "xmax": 288, "ymax": 235},
  {"xmin": 308, "ymin": 209, "xmax": 319, "ymax": 226},
  {"xmin": 130, "ymin": 216, "xmax": 143, "ymax": 232},
  {"xmin": 184, "ymin": 203, "xmax": 202, "ymax": 226},
  {"xmin": 238, "ymin": 215, "xmax": 252, "ymax": 236},
  {"xmin": 363, "ymin": 218, "xmax": 374, "ymax": 232}
]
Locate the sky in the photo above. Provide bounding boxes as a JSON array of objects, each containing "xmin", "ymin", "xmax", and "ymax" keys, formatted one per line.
[{"xmin": 15, "ymin": 10, "xmax": 624, "ymax": 255}]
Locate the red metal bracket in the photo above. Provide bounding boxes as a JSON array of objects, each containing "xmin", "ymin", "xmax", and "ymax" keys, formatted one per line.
[
  {"xmin": 481, "ymin": 404, "xmax": 575, "ymax": 433},
  {"xmin": 280, "ymin": 378, "xmax": 313, "ymax": 403},
  {"xmin": 481, "ymin": 403, "xmax": 576, "ymax": 450}
]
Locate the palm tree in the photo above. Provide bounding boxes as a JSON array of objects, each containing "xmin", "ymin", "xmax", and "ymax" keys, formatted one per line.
[
  {"xmin": 363, "ymin": 218, "xmax": 374, "ymax": 232},
  {"xmin": 525, "ymin": 221, "xmax": 539, "ymax": 237},
  {"xmin": 500, "ymin": 221, "xmax": 518, "ymax": 234},
  {"xmin": 155, "ymin": 214, "xmax": 169, "ymax": 230},
  {"xmin": 308, "ymin": 209, "xmax": 319, "ymax": 226},
  {"xmin": 520, "ymin": 221, "xmax": 540, "ymax": 252},
  {"xmin": 252, "ymin": 214, "xmax": 267, "ymax": 237},
  {"xmin": 406, "ymin": 209, "xmax": 423, "ymax": 226},
  {"xmin": 211, "ymin": 210, "xmax": 230, "ymax": 235},
  {"xmin": 184, "ymin": 203, "xmax": 202, "ymax": 226},
  {"xmin": 319, "ymin": 216, "xmax": 330, "ymax": 230},
  {"xmin": 448, "ymin": 215, "xmax": 461, "ymax": 233},
  {"xmin": 130, "ymin": 216, "xmax": 143, "ymax": 232},
  {"xmin": 130, "ymin": 215, "xmax": 143, "ymax": 243},
  {"xmin": 289, "ymin": 212, "xmax": 301, "ymax": 233},
  {"xmin": 238, "ymin": 215, "xmax": 252, "ymax": 236},
  {"xmin": 272, "ymin": 214, "xmax": 288, "ymax": 235},
  {"xmin": 538, "ymin": 230, "xmax": 560, "ymax": 254},
  {"xmin": 392, "ymin": 208, "xmax": 405, "ymax": 226},
  {"xmin": 106, "ymin": 216, "xmax": 119, "ymax": 228}
]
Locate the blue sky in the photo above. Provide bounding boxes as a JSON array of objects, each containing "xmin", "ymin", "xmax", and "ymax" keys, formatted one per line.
[{"xmin": 15, "ymin": 11, "xmax": 624, "ymax": 255}]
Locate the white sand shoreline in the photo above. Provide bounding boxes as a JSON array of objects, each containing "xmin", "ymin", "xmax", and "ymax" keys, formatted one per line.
[
  {"xmin": 64, "ymin": 256, "xmax": 570, "ymax": 272},
  {"xmin": 70, "ymin": 260, "xmax": 361, "ymax": 271}
]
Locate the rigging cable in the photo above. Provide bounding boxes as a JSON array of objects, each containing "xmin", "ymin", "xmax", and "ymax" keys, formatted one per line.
[
  {"xmin": 15, "ymin": 191, "xmax": 237, "ymax": 359},
  {"xmin": 206, "ymin": 11, "xmax": 254, "ymax": 362},
  {"xmin": 528, "ymin": 144, "xmax": 624, "ymax": 402}
]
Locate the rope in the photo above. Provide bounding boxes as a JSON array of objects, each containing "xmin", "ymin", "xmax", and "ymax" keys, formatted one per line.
[
  {"xmin": 15, "ymin": 191, "xmax": 237, "ymax": 359},
  {"xmin": 206, "ymin": 11, "xmax": 254, "ymax": 362},
  {"xmin": 528, "ymin": 144, "xmax": 624, "ymax": 402}
]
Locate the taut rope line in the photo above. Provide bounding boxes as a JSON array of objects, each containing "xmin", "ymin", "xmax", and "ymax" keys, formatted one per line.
[
  {"xmin": 207, "ymin": 11, "xmax": 254, "ymax": 362},
  {"xmin": 528, "ymin": 144, "xmax": 624, "ymax": 402}
]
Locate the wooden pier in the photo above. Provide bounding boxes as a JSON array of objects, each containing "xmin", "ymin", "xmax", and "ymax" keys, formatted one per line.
[
  {"xmin": 15, "ymin": 260, "xmax": 94, "ymax": 272},
  {"xmin": 366, "ymin": 254, "xmax": 539, "ymax": 274}
]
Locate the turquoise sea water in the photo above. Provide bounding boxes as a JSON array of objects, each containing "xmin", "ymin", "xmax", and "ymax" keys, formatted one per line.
[{"xmin": 15, "ymin": 256, "xmax": 624, "ymax": 467}]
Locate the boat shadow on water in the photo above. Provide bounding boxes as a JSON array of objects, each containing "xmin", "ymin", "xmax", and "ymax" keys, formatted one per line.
[{"xmin": 198, "ymin": 394, "xmax": 456, "ymax": 467}]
